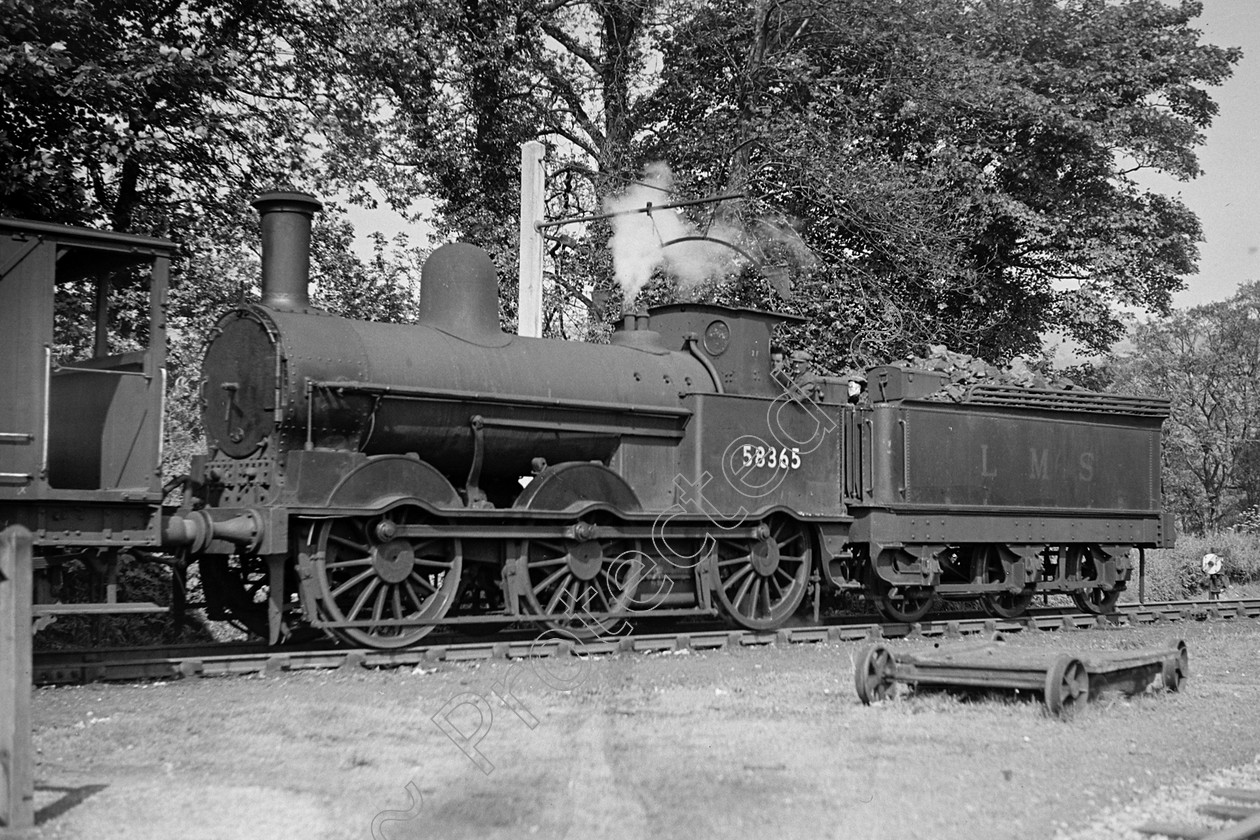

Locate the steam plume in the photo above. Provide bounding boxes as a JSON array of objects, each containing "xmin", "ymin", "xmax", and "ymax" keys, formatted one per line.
[{"xmin": 605, "ymin": 162, "xmax": 745, "ymax": 304}]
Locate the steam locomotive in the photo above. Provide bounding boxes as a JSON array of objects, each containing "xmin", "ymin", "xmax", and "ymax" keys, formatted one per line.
[{"xmin": 0, "ymin": 193, "xmax": 1174, "ymax": 648}]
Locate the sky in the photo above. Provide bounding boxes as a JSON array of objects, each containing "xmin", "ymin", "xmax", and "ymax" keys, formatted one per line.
[
  {"xmin": 349, "ymin": 0, "xmax": 1260, "ymax": 311},
  {"xmin": 1145, "ymin": 0, "xmax": 1260, "ymax": 308}
]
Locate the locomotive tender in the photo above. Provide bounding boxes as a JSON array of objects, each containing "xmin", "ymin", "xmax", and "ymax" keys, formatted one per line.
[{"xmin": 0, "ymin": 193, "xmax": 1174, "ymax": 647}]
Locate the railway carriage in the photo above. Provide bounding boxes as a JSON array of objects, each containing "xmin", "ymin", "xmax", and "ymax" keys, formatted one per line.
[
  {"xmin": 0, "ymin": 217, "xmax": 177, "ymax": 622},
  {"xmin": 0, "ymin": 192, "xmax": 1174, "ymax": 648}
]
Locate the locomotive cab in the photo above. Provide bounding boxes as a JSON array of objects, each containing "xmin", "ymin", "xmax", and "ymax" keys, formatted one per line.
[{"xmin": 644, "ymin": 303, "xmax": 804, "ymax": 397}]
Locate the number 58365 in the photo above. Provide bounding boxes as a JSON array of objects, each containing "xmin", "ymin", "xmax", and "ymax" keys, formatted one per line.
[{"xmin": 740, "ymin": 444, "xmax": 801, "ymax": 470}]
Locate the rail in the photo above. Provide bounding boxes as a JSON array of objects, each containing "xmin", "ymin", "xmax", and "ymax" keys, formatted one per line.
[
  {"xmin": 1138, "ymin": 788, "xmax": 1260, "ymax": 839},
  {"xmin": 29, "ymin": 597, "xmax": 1260, "ymax": 686}
]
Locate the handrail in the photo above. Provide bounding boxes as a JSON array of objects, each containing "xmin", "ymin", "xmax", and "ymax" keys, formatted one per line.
[
  {"xmin": 307, "ymin": 379, "xmax": 693, "ymax": 418},
  {"xmin": 50, "ymin": 363, "xmax": 148, "ymax": 378}
]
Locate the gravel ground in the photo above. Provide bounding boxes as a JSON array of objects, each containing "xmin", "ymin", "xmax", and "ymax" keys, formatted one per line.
[
  {"xmin": 19, "ymin": 617, "xmax": 1260, "ymax": 840},
  {"xmin": 1058, "ymin": 754, "xmax": 1260, "ymax": 840}
]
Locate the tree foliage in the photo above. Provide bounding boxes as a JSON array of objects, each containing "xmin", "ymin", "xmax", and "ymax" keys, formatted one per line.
[
  {"xmin": 279, "ymin": 0, "xmax": 1241, "ymax": 365},
  {"xmin": 639, "ymin": 0, "xmax": 1239, "ymax": 368},
  {"xmin": 1111, "ymin": 283, "xmax": 1260, "ymax": 534},
  {"xmin": 1, "ymin": 0, "xmax": 433, "ymax": 476},
  {"xmin": 0, "ymin": 0, "xmax": 321, "ymax": 232},
  {"xmin": 2, "ymin": 0, "xmax": 1243, "ymax": 374}
]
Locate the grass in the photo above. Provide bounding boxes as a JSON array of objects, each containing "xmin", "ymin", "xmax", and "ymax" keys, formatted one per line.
[{"xmin": 1135, "ymin": 529, "xmax": 1260, "ymax": 601}]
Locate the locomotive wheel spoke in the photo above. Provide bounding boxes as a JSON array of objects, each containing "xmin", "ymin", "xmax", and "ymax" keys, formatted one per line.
[
  {"xmin": 543, "ymin": 576, "xmax": 575, "ymax": 614},
  {"xmin": 307, "ymin": 508, "xmax": 462, "ymax": 649},
  {"xmin": 370, "ymin": 586, "xmax": 387, "ymax": 623},
  {"xmin": 729, "ymin": 569, "xmax": 756, "ymax": 611},
  {"xmin": 346, "ymin": 576, "xmax": 381, "ymax": 620},
  {"xmin": 713, "ymin": 515, "xmax": 811, "ymax": 631},
  {"xmin": 535, "ymin": 566, "xmax": 570, "ymax": 595},
  {"xmin": 329, "ymin": 534, "xmax": 370, "ymax": 554},
  {"xmin": 413, "ymin": 557, "xmax": 457, "ymax": 571},
  {"xmin": 332, "ymin": 568, "xmax": 377, "ymax": 601},
  {"xmin": 402, "ymin": 581, "xmax": 424, "ymax": 611},
  {"xmin": 520, "ymin": 523, "xmax": 642, "ymax": 641},
  {"xmin": 325, "ymin": 557, "xmax": 373, "ymax": 570},
  {"xmin": 724, "ymin": 561, "xmax": 755, "ymax": 588},
  {"xmin": 409, "ymin": 573, "xmax": 437, "ymax": 596}
]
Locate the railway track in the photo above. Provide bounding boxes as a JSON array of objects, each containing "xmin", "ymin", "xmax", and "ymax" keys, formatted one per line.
[
  {"xmin": 32, "ymin": 597, "xmax": 1260, "ymax": 686},
  {"xmin": 1138, "ymin": 788, "xmax": 1260, "ymax": 840}
]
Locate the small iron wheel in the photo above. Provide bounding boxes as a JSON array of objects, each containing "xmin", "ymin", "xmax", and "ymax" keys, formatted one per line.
[
  {"xmin": 1044, "ymin": 655, "xmax": 1089, "ymax": 718},
  {"xmin": 519, "ymin": 523, "xmax": 643, "ymax": 640},
  {"xmin": 976, "ymin": 545, "xmax": 1036, "ymax": 619},
  {"xmin": 307, "ymin": 508, "xmax": 462, "ymax": 649},
  {"xmin": 1162, "ymin": 641, "xmax": 1189, "ymax": 692},
  {"xmin": 712, "ymin": 515, "xmax": 811, "ymax": 631},
  {"xmin": 854, "ymin": 645, "xmax": 896, "ymax": 704}
]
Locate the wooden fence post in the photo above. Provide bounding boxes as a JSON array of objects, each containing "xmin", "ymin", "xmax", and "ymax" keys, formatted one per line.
[{"xmin": 1, "ymin": 525, "xmax": 34, "ymax": 833}]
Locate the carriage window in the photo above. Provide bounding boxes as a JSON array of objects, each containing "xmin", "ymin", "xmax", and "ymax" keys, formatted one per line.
[
  {"xmin": 46, "ymin": 247, "xmax": 159, "ymax": 490},
  {"xmin": 52, "ymin": 254, "xmax": 152, "ymax": 365}
]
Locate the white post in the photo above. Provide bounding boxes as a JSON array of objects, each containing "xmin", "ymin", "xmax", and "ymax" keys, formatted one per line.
[
  {"xmin": 0, "ymin": 525, "xmax": 34, "ymax": 833},
  {"xmin": 517, "ymin": 141, "xmax": 545, "ymax": 338}
]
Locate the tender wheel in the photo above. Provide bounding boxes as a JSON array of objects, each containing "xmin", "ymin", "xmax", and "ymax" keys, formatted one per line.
[
  {"xmin": 1044, "ymin": 655, "xmax": 1089, "ymax": 718},
  {"xmin": 1066, "ymin": 545, "xmax": 1124, "ymax": 614},
  {"xmin": 1071, "ymin": 585, "xmax": 1122, "ymax": 615},
  {"xmin": 712, "ymin": 515, "xmax": 811, "ymax": 631},
  {"xmin": 984, "ymin": 588, "xmax": 1036, "ymax": 619},
  {"xmin": 520, "ymin": 523, "xmax": 643, "ymax": 641},
  {"xmin": 976, "ymin": 546, "xmax": 1036, "ymax": 619},
  {"xmin": 307, "ymin": 508, "xmax": 462, "ymax": 649},
  {"xmin": 854, "ymin": 645, "xmax": 896, "ymax": 704},
  {"xmin": 869, "ymin": 574, "xmax": 934, "ymax": 623}
]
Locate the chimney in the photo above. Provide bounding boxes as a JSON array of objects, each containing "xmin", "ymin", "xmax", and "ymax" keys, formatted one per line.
[
  {"xmin": 416, "ymin": 243, "xmax": 508, "ymax": 345},
  {"xmin": 251, "ymin": 191, "xmax": 322, "ymax": 311}
]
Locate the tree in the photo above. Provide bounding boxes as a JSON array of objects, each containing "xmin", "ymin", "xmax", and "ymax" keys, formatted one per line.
[
  {"xmin": 1111, "ymin": 283, "xmax": 1260, "ymax": 533},
  {"xmin": 287, "ymin": 0, "xmax": 674, "ymax": 335},
  {"xmin": 638, "ymin": 0, "xmax": 1240, "ymax": 369},
  {"xmin": 1, "ymin": 0, "xmax": 438, "ymax": 480},
  {"xmin": 5, "ymin": 0, "xmax": 1242, "ymax": 373},
  {"xmin": 0, "ymin": 0, "xmax": 324, "ymax": 234}
]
